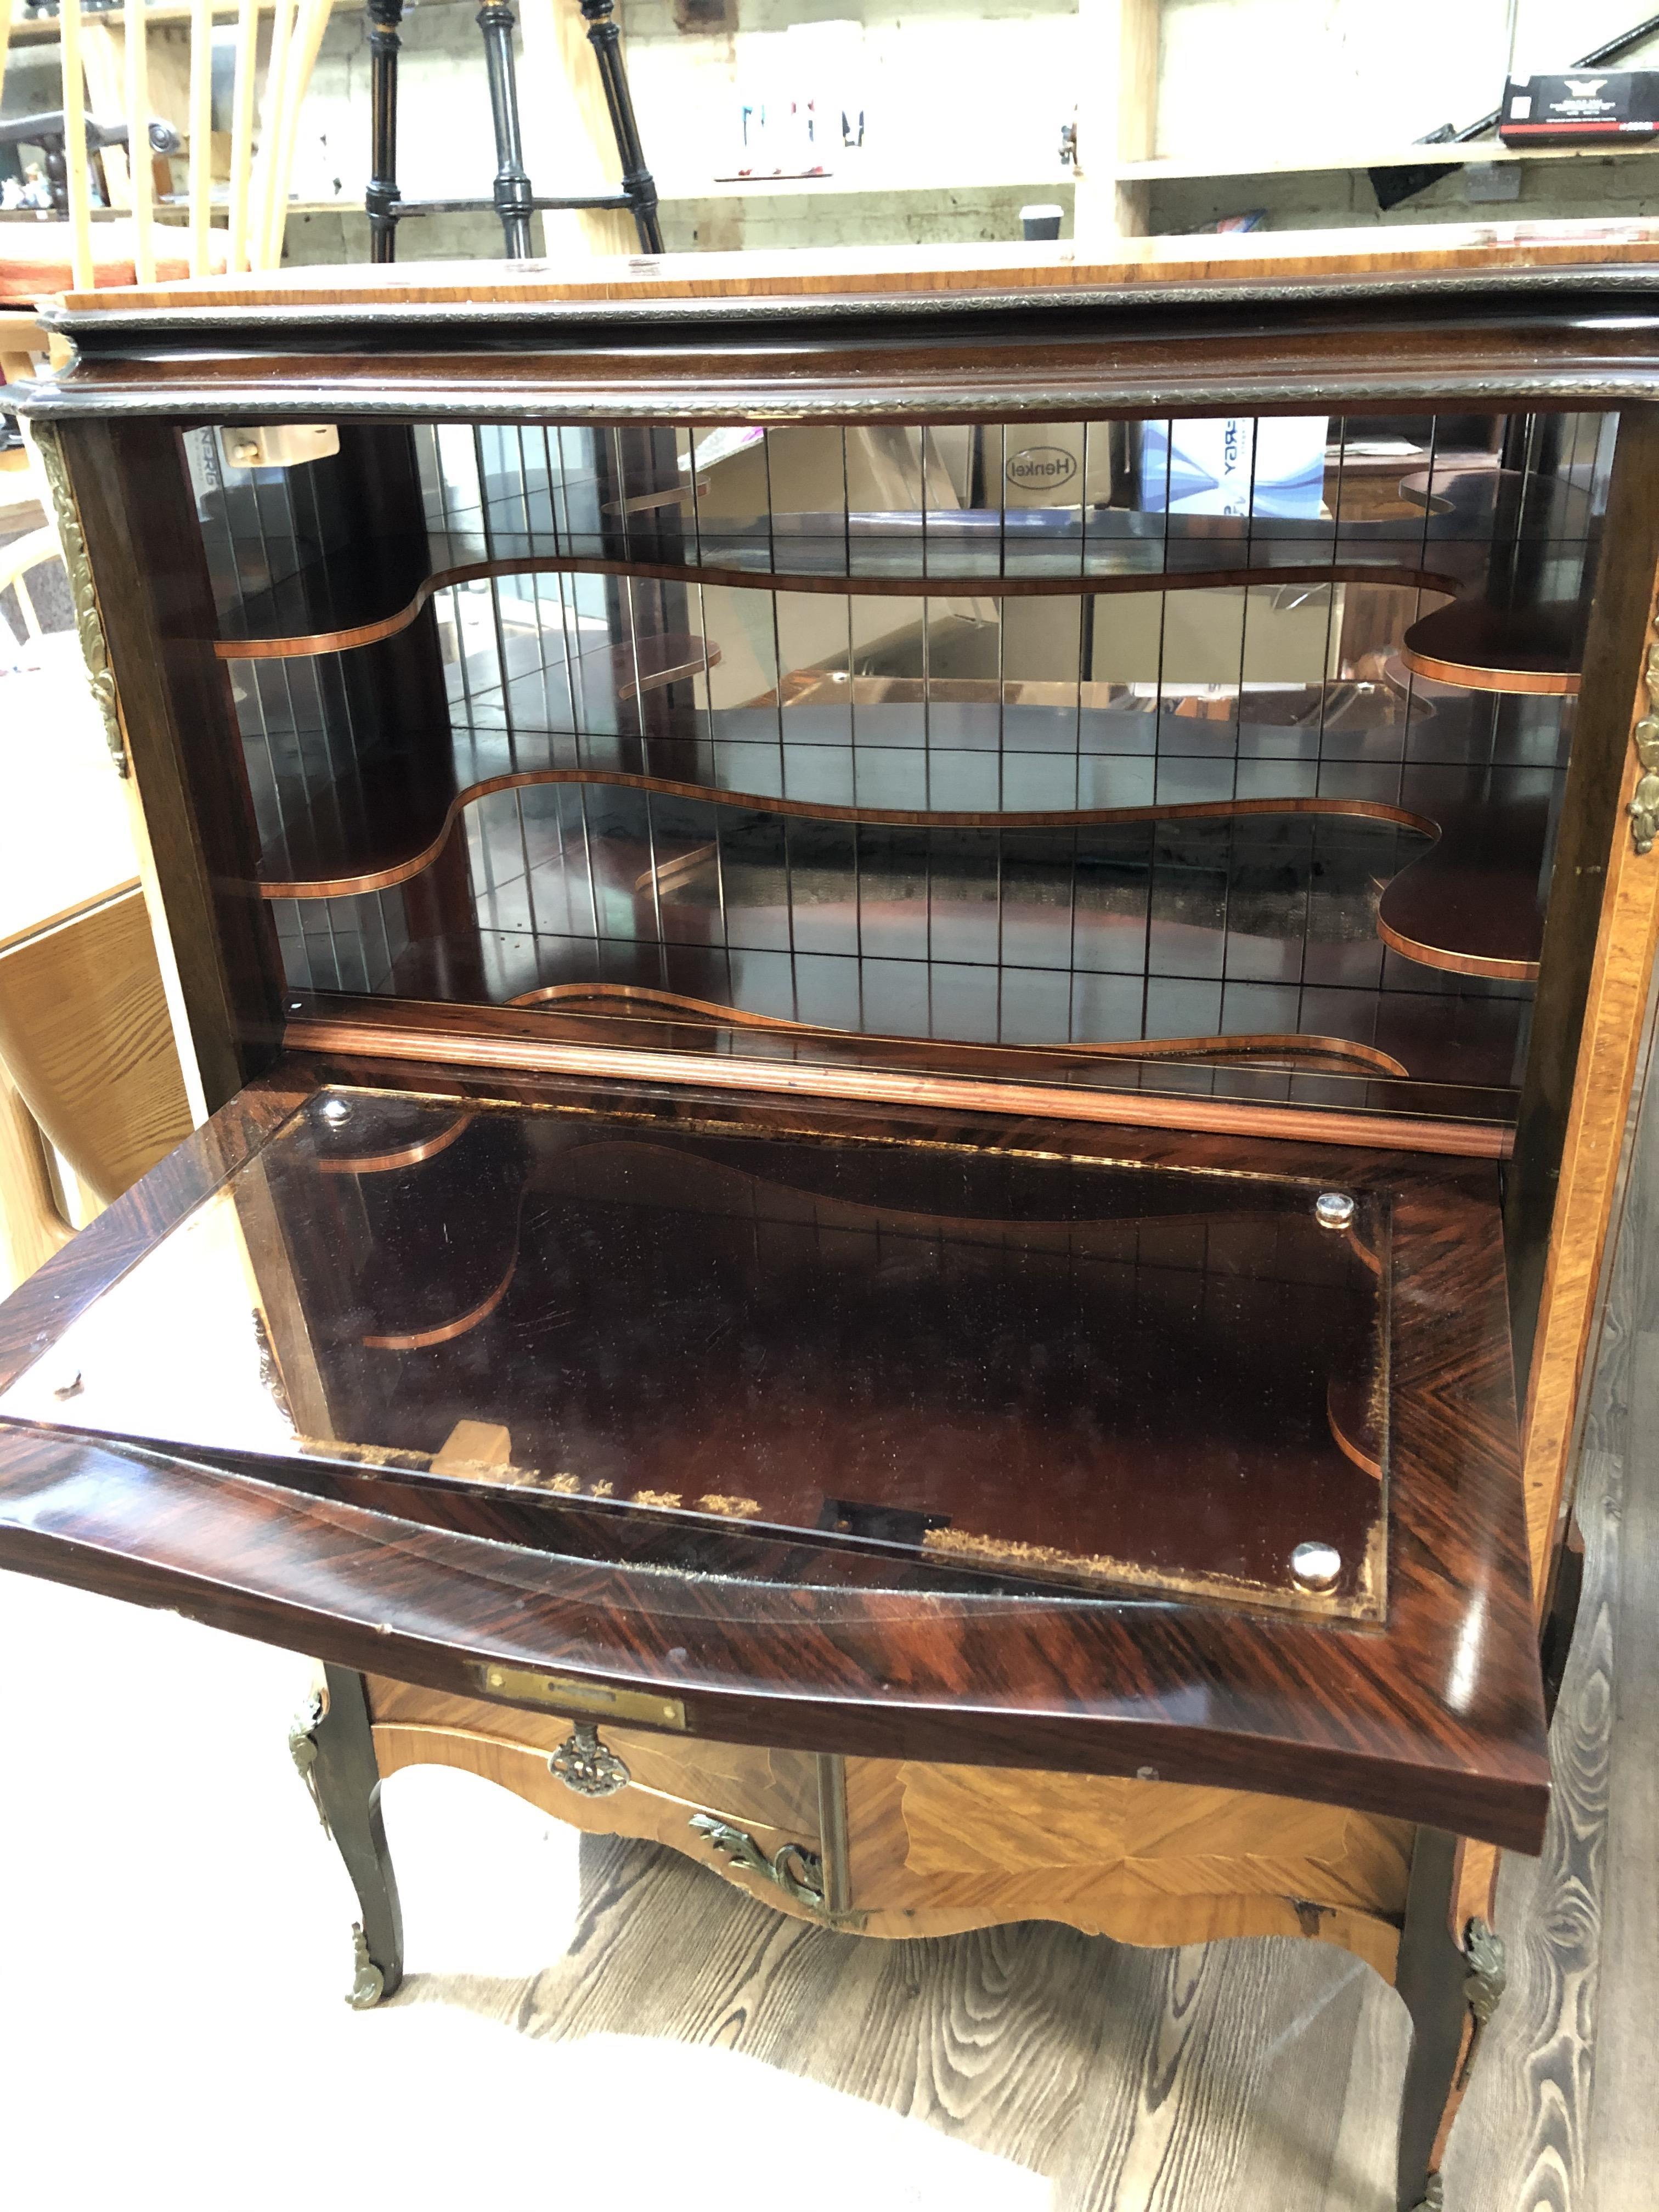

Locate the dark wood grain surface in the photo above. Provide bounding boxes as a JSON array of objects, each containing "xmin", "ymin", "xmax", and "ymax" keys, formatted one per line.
[
  {"xmin": 26, "ymin": 283, "xmax": 1659, "ymax": 422},
  {"xmin": 61, "ymin": 421, "xmax": 287, "ymax": 1106},
  {"xmin": 280, "ymin": 995, "xmax": 1521, "ymax": 1153},
  {"xmin": 0, "ymin": 1064, "xmax": 1548, "ymax": 1849},
  {"xmin": 1507, "ymin": 406, "xmax": 1659, "ymax": 1403},
  {"xmin": 27, "ymin": 1097, "xmax": 1392, "ymax": 1616}
]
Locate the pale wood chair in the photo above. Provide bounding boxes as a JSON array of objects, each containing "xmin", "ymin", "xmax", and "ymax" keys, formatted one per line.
[
  {"xmin": 0, "ymin": 0, "xmax": 331, "ymax": 301},
  {"xmin": 0, "ymin": 531, "xmax": 195, "ymax": 1293},
  {"xmin": 0, "ymin": 883, "xmax": 193, "ymax": 1222},
  {"xmin": 0, "ymin": 525, "xmax": 58, "ymax": 641},
  {"xmin": 0, "ymin": 1060, "xmax": 70, "ymax": 1290}
]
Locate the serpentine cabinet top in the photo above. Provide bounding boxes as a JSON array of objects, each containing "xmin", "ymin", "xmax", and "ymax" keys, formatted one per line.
[
  {"xmin": 18, "ymin": 216, "xmax": 1659, "ymax": 421},
  {"xmin": 36, "ymin": 215, "xmax": 1659, "ymax": 311}
]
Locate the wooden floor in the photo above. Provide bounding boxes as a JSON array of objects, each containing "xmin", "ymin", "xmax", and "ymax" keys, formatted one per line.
[{"xmin": 1, "ymin": 1114, "xmax": 1656, "ymax": 2207}]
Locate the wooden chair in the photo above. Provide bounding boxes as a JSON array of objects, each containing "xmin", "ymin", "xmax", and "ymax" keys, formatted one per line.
[
  {"xmin": 0, "ymin": 530, "xmax": 194, "ymax": 1291},
  {"xmin": 0, "ymin": 0, "xmax": 329, "ymax": 301},
  {"xmin": 0, "ymin": 883, "xmax": 193, "ymax": 1208},
  {"xmin": 0, "ymin": 884, "xmax": 194, "ymax": 1293},
  {"xmin": 0, "ymin": 526, "xmax": 58, "ymax": 644},
  {"xmin": 0, "ymin": 1060, "xmax": 70, "ymax": 1289}
]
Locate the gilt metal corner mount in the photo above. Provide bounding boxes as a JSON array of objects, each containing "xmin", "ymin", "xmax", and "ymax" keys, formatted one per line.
[{"xmin": 27, "ymin": 422, "xmax": 127, "ymax": 778}]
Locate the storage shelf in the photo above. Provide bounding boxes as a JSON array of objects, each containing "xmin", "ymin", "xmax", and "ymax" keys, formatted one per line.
[
  {"xmin": 279, "ymin": 854, "xmax": 1536, "ymax": 1099},
  {"xmin": 246, "ymin": 679, "xmax": 1443, "ymax": 884},
  {"xmin": 258, "ymin": 727, "xmax": 1549, "ymax": 991},
  {"xmin": 219, "ymin": 547, "xmax": 1466, "ymax": 659},
  {"xmin": 211, "ymin": 460, "xmax": 1589, "ymax": 662},
  {"xmin": 1111, "ymin": 139, "xmax": 1659, "ymax": 184},
  {"xmin": 1400, "ymin": 600, "xmax": 1580, "ymax": 696},
  {"xmin": 217, "ymin": 421, "xmax": 1576, "ymax": 1121}
]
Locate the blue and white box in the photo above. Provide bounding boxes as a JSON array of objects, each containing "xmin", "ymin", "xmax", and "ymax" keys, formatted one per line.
[{"xmin": 1140, "ymin": 416, "xmax": 1329, "ymax": 519}]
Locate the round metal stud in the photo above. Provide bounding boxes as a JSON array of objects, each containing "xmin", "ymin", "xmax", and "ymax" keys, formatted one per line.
[
  {"xmin": 1314, "ymin": 1192, "xmax": 1356, "ymax": 1231},
  {"xmin": 1290, "ymin": 1540, "xmax": 1342, "ymax": 1593},
  {"xmin": 318, "ymin": 1097, "xmax": 351, "ymax": 1124}
]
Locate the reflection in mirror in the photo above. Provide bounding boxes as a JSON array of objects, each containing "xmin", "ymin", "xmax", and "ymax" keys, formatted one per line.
[{"xmin": 0, "ymin": 1094, "xmax": 1391, "ymax": 1620}]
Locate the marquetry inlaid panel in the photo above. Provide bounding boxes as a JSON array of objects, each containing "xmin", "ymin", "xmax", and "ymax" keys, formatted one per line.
[
  {"xmin": 364, "ymin": 1675, "xmax": 821, "ymax": 1837},
  {"xmin": 843, "ymin": 1758, "xmax": 1410, "ymax": 1974},
  {"xmin": 363, "ymin": 1675, "xmax": 1409, "ymax": 1970}
]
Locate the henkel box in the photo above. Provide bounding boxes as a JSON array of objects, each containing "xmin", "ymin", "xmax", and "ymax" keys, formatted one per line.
[
  {"xmin": 1500, "ymin": 72, "xmax": 1659, "ymax": 145},
  {"xmin": 999, "ymin": 426, "xmax": 1118, "ymax": 510}
]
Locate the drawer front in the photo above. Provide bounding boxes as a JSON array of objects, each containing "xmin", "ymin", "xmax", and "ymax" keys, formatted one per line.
[
  {"xmin": 359, "ymin": 1678, "xmax": 1410, "ymax": 1968},
  {"xmin": 365, "ymin": 1674, "xmax": 821, "ymax": 1839}
]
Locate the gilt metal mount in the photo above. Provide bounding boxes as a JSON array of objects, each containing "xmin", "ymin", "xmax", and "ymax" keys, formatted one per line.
[
  {"xmin": 689, "ymin": 1813, "xmax": 826, "ymax": 1911},
  {"xmin": 29, "ymin": 423, "xmax": 127, "ymax": 777},
  {"xmin": 1630, "ymin": 640, "xmax": 1659, "ymax": 854},
  {"xmin": 1455, "ymin": 1915, "xmax": 1508, "ymax": 2087},
  {"xmin": 549, "ymin": 1722, "xmax": 630, "ymax": 1797},
  {"xmin": 287, "ymin": 1691, "xmax": 330, "ymax": 1835},
  {"xmin": 347, "ymin": 1922, "xmax": 386, "ymax": 2009}
]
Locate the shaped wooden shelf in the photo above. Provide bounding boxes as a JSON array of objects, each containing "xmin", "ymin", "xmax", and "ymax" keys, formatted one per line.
[
  {"xmin": 498, "ymin": 982, "xmax": 1414, "ymax": 1082},
  {"xmin": 1400, "ymin": 600, "xmax": 1581, "ymax": 697},
  {"xmin": 253, "ymin": 727, "xmax": 1547, "ymax": 987},
  {"xmin": 1396, "ymin": 462, "xmax": 1595, "ymax": 543},
  {"xmin": 213, "ymin": 539, "xmax": 1468, "ymax": 661}
]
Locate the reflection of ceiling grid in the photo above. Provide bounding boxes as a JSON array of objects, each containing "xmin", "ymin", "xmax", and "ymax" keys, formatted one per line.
[{"xmin": 222, "ymin": 406, "xmax": 1600, "ymax": 1112}]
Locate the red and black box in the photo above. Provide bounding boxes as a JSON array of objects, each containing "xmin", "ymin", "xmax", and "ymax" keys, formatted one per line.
[{"xmin": 1499, "ymin": 71, "xmax": 1659, "ymax": 145}]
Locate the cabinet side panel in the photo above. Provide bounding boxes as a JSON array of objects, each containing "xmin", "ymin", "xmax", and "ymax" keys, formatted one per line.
[
  {"xmin": 1510, "ymin": 403, "xmax": 1659, "ymax": 1598},
  {"xmin": 61, "ymin": 420, "xmax": 283, "ymax": 1107}
]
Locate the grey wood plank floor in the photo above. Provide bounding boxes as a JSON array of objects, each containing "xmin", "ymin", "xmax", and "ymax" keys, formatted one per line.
[{"xmin": 2, "ymin": 1150, "xmax": 1656, "ymax": 2210}]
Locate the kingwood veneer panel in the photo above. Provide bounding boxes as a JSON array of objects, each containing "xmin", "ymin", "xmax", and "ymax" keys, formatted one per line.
[{"xmin": 0, "ymin": 1068, "xmax": 1548, "ymax": 1850}]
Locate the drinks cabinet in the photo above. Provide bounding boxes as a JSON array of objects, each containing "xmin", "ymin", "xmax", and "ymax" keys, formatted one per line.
[{"xmin": 8, "ymin": 221, "xmax": 1659, "ymax": 2208}]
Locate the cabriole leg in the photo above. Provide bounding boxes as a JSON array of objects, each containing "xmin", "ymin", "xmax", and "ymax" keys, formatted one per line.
[
  {"xmin": 1394, "ymin": 1828, "xmax": 1508, "ymax": 2211},
  {"xmin": 290, "ymin": 1664, "xmax": 404, "ymax": 2007}
]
